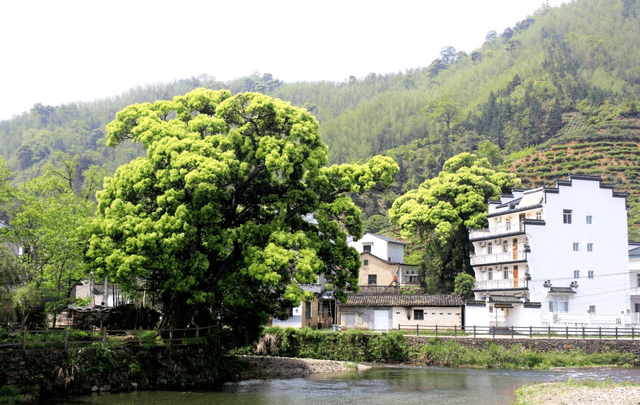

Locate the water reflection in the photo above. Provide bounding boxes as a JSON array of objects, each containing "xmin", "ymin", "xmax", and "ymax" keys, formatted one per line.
[{"xmin": 59, "ymin": 366, "xmax": 640, "ymax": 405}]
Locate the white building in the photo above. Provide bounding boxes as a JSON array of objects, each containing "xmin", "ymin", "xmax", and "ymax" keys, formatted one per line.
[
  {"xmin": 466, "ymin": 174, "xmax": 632, "ymax": 328},
  {"xmin": 348, "ymin": 233, "xmax": 419, "ymax": 289},
  {"xmin": 349, "ymin": 233, "xmax": 406, "ymax": 263}
]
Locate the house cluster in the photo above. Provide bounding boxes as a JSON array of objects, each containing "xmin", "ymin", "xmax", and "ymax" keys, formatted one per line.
[
  {"xmin": 274, "ymin": 174, "xmax": 640, "ymax": 331},
  {"xmin": 273, "ymin": 232, "xmax": 464, "ymax": 331}
]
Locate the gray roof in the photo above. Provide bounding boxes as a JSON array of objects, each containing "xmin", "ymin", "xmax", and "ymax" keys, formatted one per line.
[
  {"xmin": 368, "ymin": 233, "xmax": 405, "ymax": 245},
  {"xmin": 488, "ymin": 295, "xmax": 523, "ymax": 303},
  {"xmin": 339, "ymin": 294, "xmax": 463, "ymax": 308}
]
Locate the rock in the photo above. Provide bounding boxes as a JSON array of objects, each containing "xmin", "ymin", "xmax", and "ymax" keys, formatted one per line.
[{"xmin": 91, "ymin": 386, "xmax": 98, "ymax": 392}]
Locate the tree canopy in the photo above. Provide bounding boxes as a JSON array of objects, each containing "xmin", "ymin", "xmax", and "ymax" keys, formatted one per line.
[
  {"xmin": 389, "ymin": 153, "xmax": 519, "ymax": 292},
  {"xmin": 87, "ymin": 89, "xmax": 398, "ymax": 344}
]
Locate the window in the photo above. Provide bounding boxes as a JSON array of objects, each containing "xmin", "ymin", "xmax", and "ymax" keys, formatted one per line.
[
  {"xmin": 363, "ymin": 244, "xmax": 372, "ymax": 253},
  {"xmin": 363, "ymin": 259, "xmax": 369, "ymax": 266},
  {"xmin": 586, "ymin": 215, "xmax": 592, "ymax": 224},
  {"xmin": 488, "ymin": 269, "xmax": 493, "ymax": 280},
  {"xmin": 287, "ymin": 307, "xmax": 294, "ymax": 317},
  {"xmin": 503, "ymin": 270, "xmax": 509, "ymax": 279},
  {"xmin": 502, "ymin": 242, "xmax": 508, "ymax": 253},
  {"xmin": 589, "ymin": 305, "xmax": 596, "ymax": 314},
  {"xmin": 414, "ymin": 309, "xmax": 424, "ymax": 320},
  {"xmin": 587, "ymin": 243, "xmax": 593, "ymax": 252},
  {"xmin": 563, "ymin": 209, "xmax": 572, "ymax": 224},
  {"xmin": 368, "ymin": 274, "xmax": 377, "ymax": 285},
  {"xmin": 487, "ymin": 242, "xmax": 492, "ymax": 254},
  {"xmin": 506, "ymin": 219, "xmax": 511, "ymax": 231},
  {"xmin": 588, "ymin": 270, "xmax": 594, "ymax": 279},
  {"xmin": 637, "ymin": 273, "xmax": 640, "ymax": 288},
  {"xmin": 635, "ymin": 303, "xmax": 640, "ymax": 313},
  {"xmin": 305, "ymin": 302, "xmax": 312, "ymax": 318},
  {"xmin": 549, "ymin": 295, "xmax": 569, "ymax": 313},
  {"xmin": 574, "ymin": 270, "xmax": 580, "ymax": 278},
  {"xmin": 573, "ymin": 242, "xmax": 579, "ymax": 251},
  {"xmin": 536, "ymin": 211, "xmax": 542, "ymax": 220}
]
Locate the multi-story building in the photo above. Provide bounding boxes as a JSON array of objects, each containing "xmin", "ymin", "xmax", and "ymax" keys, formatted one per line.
[
  {"xmin": 348, "ymin": 233, "xmax": 419, "ymax": 293},
  {"xmin": 465, "ymin": 174, "xmax": 632, "ymax": 328}
]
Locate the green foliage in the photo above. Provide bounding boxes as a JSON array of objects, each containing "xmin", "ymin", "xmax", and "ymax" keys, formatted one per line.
[
  {"xmin": 390, "ymin": 153, "xmax": 519, "ymax": 292},
  {"xmin": 418, "ymin": 340, "xmax": 633, "ymax": 369},
  {"xmin": 88, "ymin": 89, "xmax": 398, "ymax": 346},
  {"xmin": 453, "ymin": 273, "xmax": 476, "ymax": 300},
  {"xmin": 257, "ymin": 327, "xmax": 408, "ymax": 363}
]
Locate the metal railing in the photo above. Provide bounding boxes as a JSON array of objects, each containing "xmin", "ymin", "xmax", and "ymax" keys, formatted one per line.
[
  {"xmin": 470, "ymin": 250, "xmax": 527, "ymax": 265},
  {"xmin": 469, "ymin": 222, "xmax": 525, "ymax": 240},
  {"xmin": 0, "ymin": 325, "xmax": 215, "ymax": 351},
  {"xmin": 474, "ymin": 278, "xmax": 527, "ymax": 289},
  {"xmin": 396, "ymin": 323, "xmax": 640, "ymax": 340},
  {"xmin": 356, "ymin": 285, "xmax": 400, "ymax": 294}
]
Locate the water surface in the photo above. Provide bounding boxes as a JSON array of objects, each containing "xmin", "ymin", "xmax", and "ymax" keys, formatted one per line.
[{"xmin": 59, "ymin": 366, "xmax": 640, "ymax": 405}]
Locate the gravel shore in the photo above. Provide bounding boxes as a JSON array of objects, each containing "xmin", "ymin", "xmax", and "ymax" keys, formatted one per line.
[{"xmin": 516, "ymin": 382, "xmax": 640, "ymax": 404}]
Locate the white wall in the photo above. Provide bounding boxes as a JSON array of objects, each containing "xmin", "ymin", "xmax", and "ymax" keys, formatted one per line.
[
  {"xmin": 348, "ymin": 233, "xmax": 405, "ymax": 263},
  {"xmin": 527, "ymin": 179, "xmax": 630, "ymax": 320}
]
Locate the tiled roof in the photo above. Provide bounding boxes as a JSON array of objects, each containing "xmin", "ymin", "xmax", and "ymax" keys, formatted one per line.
[
  {"xmin": 549, "ymin": 287, "xmax": 576, "ymax": 294},
  {"xmin": 339, "ymin": 294, "xmax": 463, "ymax": 307},
  {"xmin": 488, "ymin": 295, "xmax": 523, "ymax": 303}
]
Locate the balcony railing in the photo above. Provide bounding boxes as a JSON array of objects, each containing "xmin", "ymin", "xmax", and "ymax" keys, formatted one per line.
[
  {"xmin": 474, "ymin": 278, "xmax": 526, "ymax": 290},
  {"xmin": 356, "ymin": 285, "xmax": 400, "ymax": 294},
  {"xmin": 470, "ymin": 250, "xmax": 527, "ymax": 265},
  {"xmin": 469, "ymin": 222, "xmax": 525, "ymax": 240}
]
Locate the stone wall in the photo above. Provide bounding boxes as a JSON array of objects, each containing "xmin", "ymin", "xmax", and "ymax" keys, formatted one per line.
[
  {"xmin": 404, "ymin": 335, "xmax": 640, "ymax": 361},
  {"xmin": 0, "ymin": 346, "xmax": 364, "ymax": 399}
]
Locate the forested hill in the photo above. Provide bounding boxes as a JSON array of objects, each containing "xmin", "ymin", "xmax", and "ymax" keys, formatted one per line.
[{"xmin": 2, "ymin": 0, "xmax": 640, "ymax": 227}]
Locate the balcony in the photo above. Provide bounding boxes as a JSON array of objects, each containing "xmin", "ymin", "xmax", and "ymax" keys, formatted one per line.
[
  {"xmin": 355, "ymin": 285, "xmax": 400, "ymax": 294},
  {"xmin": 470, "ymin": 250, "xmax": 527, "ymax": 265},
  {"xmin": 469, "ymin": 222, "xmax": 525, "ymax": 240},
  {"xmin": 474, "ymin": 278, "xmax": 527, "ymax": 290}
]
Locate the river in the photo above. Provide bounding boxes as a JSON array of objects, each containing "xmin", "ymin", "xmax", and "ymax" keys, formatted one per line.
[{"xmin": 57, "ymin": 366, "xmax": 640, "ymax": 405}]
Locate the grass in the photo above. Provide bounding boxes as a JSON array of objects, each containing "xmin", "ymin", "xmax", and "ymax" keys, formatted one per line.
[
  {"xmin": 513, "ymin": 378, "xmax": 640, "ymax": 405},
  {"xmin": 412, "ymin": 338, "xmax": 633, "ymax": 369}
]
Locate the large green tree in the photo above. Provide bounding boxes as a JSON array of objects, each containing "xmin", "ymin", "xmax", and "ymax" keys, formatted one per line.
[
  {"xmin": 3, "ymin": 171, "xmax": 93, "ymax": 327},
  {"xmin": 389, "ymin": 153, "xmax": 518, "ymax": 292},
  {"xmin": 87, "ymin": 89, "xmax": 398, "ymax": 344}
]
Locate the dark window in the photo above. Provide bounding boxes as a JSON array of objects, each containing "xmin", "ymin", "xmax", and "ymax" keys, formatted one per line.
[
  {"xmin": 363, "ymin": 245, "xmax": 372, "ymax": 253},
  {"xmin": 573, "ymin": 242, "xmax": 579, "ymax": 251},
  {"xmin": 589, "ymin": 305, "xmax": 596, "ymax": 314},
  {"xmin": 287, "ymin": 307, "xmax": 294, "ymax": 317},
  {"xmin": 586, "ymin": 215, "xmax": 592, "ymax": 224},
  {"xmin": 414, "ymin": 309, "xmax": 424, "ymax": 320},
  {"xmin": 363, "ymin": 259, "xmax": 369, "ymax": 266},
  {"xmin": 368, "ymin": 274, "xmax": 377, "ymax": 285},
  {"xmin": 305, "ymin": 302, "xmax": 312, "ymax": 318},
  {"xmin": 635, "ymin": 303, "xmax": 640, "ymax": 313},
  {"xmin": 563, "ymin": 209, "xmax": 572, "ymax": 224},
  {"xmin": 637, "ymin": 273, "xmax": 640, "ymax": 288},
  {"xmin": 587, "ymin": 243, "xmax": 593, "ymax": 252},
  {"xmin": 588, "ymin": 270, "xmax": 594, "ymax": 279},
  {"xmin": 574, "ymin": 270, "xmax": 580, "ymax": 279}
]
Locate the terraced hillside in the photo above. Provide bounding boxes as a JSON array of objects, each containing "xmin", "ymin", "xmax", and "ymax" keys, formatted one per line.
[{"xmin": 503, "ymin": 116, "xmax": 640, "ymax": 240}]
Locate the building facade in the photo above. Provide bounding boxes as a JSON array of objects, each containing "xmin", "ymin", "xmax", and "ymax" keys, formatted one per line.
[
  {"xmin": 466, "ymin": 175, "xmax": 632, "ymax": 328},
  {"xmin": 338, "ymin": 294, "xmax": 463, "ymax": 331},
  {"xmin": 348, "ymin": 233, "xmax": 419, "ymax": 292}
]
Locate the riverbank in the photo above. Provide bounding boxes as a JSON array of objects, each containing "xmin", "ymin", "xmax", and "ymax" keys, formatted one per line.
[{"xmin": 514, "ymin": 379, "xmax": 640, "ymax": 404}]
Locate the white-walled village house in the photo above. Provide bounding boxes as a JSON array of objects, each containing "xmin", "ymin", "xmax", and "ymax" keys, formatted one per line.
[
  {"xmin": 348, "ymin": 233, "xmax": 419, "ymax": 293},
  {"xmin": 466, "ymin": 174, "xmax": 632, "ymax": 328}
]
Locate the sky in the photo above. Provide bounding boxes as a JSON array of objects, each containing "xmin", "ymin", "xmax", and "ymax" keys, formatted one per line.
[{"xmin": 0, "ymin": 0, "xmax": 571, "ymax": 121}]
